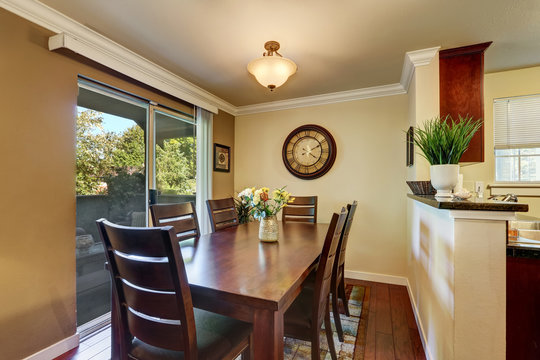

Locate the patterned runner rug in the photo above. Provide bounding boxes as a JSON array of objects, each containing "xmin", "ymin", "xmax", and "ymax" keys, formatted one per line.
[{"xmin": 284, "ymin": 285, "xmax": 366, "ymax": 360}]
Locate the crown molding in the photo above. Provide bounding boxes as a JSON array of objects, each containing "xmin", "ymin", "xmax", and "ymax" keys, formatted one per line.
[
  {"xmin": 236, "ymin": 83, "xmax": 406, "ymax": 115},
  {"xmin": 400, "ymin": 46, "xmax": 441, "ymax": 92},
  {"xmin": 2, "ymin": 1, "xmax": 440, "ymax": 117},
  {"xmin": 1, "ymin": 0, "xmax": 238, "ymax": 114}
]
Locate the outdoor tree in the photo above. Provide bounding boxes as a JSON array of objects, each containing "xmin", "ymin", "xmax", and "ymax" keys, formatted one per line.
[
  {"xmin": 155, "ymin": 137, "xmax": 196, "ymax": 194},
  {"xmin": 76, "ymin": 109, "xmax": 196, "ymax": 196},
  {"xmin": 76, "ymin": 110, "xmax": 118, "ymax": 195},
  {"xmin": 112, "ymin": 125, "xmax": 145, "ymax": 174}
]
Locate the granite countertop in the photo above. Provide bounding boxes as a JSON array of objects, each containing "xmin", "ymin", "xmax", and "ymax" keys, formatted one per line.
[
  {"xmin": 507, "ymin": 246, "xmax": 540, "ymax": 259},
  {"xmin": 407, "ymin": 194, "xmax": 529, "ymax": 212}
]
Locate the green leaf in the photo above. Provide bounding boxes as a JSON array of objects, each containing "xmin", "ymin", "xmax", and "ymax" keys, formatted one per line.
[{"xmin": 411, "ymin": 115, "xmax": 482, "ymax": 165}]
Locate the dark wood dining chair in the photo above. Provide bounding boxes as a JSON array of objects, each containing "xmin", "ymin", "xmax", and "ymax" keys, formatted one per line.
[
  {"xmin": 96, "ymin": 219, "xmax": 252, "ymax": 360},
  {"xmin": 331, "ymin": 200, "xmax": 358, "ymax": 342},
  {"xmin": 150, "ymin": 202, "xmax": 200, "ymax": 242},
  {"xmin": 282, "ymin": 195, "xmax": 318, "ymax": 223},
  {"xmin": 283, "ymin": 207, "xmax": 348, "ymax": 360},
  {"xmin": 206, "ymin": 197, "xmax": 239, "ymax": 232}
]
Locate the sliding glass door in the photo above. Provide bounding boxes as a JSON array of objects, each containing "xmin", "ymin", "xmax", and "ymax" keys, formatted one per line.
[
  {"xmin": 152, "ymin": 107, "xmax": 197, "ymax": 205},
  {"xmin": 75, "ymin": 81, "xmax": 195, "ymax": 336}
]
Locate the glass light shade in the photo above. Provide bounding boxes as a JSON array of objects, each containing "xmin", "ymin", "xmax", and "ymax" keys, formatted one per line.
[{"xmin": 247, "ymin": 56, "xmax": 297, "ymax": 89}]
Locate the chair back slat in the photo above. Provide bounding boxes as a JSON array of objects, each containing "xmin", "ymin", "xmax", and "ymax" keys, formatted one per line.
[
  {"xmin": 281, "ymin": 216, "xmax": 316, "ymax": 223},
  {"xmin": 101, "ymin": 223, "xmax": 171, "ymax": 257},
  {"xmin": 336, "ymin": 201, "xmax": 358, "ymax": 270},
  {"xmin": 213, "ymin": 209, "xmax": 239, "ymax": 225},
  {"xmin": 313, "ymin": 208, "xmax": 347, "ymax": 319},
  {"xmin": 283, "ymin": 195, "xmax": 318, "ymax": 223},
  {"xmin": 126, "ymin": 308, "xmax": 185, "ymax": 351},
  {"xmin": 96, "ymin": 219, "xmax": 196, "ymax": 354},
  {"xmin": 207, "ymin": 198, "xmax": 239, "ymax": 232},
  {"xmin": 290, "ymin": 196, "xmax": 318, "ymax": 205},
  {"xmin": 122, "ymin": 281, "xmax": 180, "ymax": 319},
  {"xmin": 150, "ymin": 202, "xmax": 200, "ymax": 242},
  {"xmin": 113, "ymin": 254, "xmax": 175, "ymax": 291},
  {"xmin": 283, "ymin": 206, "xmax": 315, "ymax": 217}
]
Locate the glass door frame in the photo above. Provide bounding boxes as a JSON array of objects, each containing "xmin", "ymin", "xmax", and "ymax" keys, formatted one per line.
[
  {"xmin": 76, "ymin": 79, "xmax": 150, "ymax": 338},
  {"xmin": 75, "ymin": 80, "xmax": 196, "ymax": 338},
  {"xmin": 149, "ymin": 104, "xmax": 196, "ymax": 206}
]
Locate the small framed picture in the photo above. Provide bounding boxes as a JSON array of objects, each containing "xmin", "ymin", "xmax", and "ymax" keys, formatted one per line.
[
  {"xmin": 406, "ymin": 126, "xmax": 414, "ymax": 167},
  {"xmin": 214, "ymin": 143, "xmax": 230, "ymax": 172}
]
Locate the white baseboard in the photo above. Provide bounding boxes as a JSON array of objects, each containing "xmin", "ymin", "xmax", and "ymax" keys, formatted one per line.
[
  {"xmin": 345, "ymin": 270, "xmax": 408, "ymax": 286},
  {"xmin": 24, "ymin": 333, "xmax": 79, "ymax": 360},
  {"xmin": 405, "ymin": 279, "xmax": 433, "ymax": 360}
]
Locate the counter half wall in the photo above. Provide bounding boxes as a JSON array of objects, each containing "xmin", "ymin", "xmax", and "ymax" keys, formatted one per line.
[{"xmin": 406, "ymin": 194, "xmax": 528, "ymax": 360}]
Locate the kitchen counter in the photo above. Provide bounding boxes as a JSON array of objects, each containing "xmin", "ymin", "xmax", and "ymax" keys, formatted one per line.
[
  {"xmin": 407, "ymin": 193, "xmax": 529, "ymax": 212},
  {"xmin": 507, "ymin": 246, "xmax": 540, "ymax": 259}
]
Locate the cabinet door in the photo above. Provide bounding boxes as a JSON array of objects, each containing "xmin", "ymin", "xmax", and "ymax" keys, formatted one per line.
[
  {"xmin": 507, "ymin": 255, "xmax": 540, "ymax": 359},
  {"xmin": 439, "ymin": 42, "xmax": 491, "ymax": 163}
]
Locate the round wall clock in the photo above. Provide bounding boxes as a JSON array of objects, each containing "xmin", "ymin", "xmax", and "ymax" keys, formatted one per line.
[{"xmin": 282, "ymin": 124, "xmax": 337, "ymax": 179}]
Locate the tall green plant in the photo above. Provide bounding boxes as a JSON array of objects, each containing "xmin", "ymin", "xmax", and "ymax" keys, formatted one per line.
[{"xmin": 413, "ymin": 115, "xmax": 482, "ymax": 165}]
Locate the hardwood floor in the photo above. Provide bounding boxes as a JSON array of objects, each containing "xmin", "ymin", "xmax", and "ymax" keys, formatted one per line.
[
  {"xmin": 55, "ymin": 279, "xmax": 426, "ymax": 360},
  {"xmin": 353, "ymin": 279, "xmax": 426, "ymax": 360}
]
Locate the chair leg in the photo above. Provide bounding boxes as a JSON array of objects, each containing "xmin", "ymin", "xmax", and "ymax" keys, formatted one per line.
[
  {"xmin": 332, "ymin": 283, "xmax": 344, "ymax": 342},
  {"xmin": 339, "ymin": 268, "xmax": 350, "ymax": 317},
  {"xmin": 311, "ymin": 326, "xmax": 320, "ymax": 360},
  {"xmin": 324, "ymin": 301, "xmax": 338, "ymax": 360}
]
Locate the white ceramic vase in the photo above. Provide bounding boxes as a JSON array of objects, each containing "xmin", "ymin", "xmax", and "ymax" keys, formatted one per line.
[{"xmin": 430, "ymin": 164, "xmax": 459, "ymax": 198}]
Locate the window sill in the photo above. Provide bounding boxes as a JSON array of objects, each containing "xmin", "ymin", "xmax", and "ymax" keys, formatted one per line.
[{"xmin": 488, "ymin": 183, "xmax": 540, "ymax": 197}]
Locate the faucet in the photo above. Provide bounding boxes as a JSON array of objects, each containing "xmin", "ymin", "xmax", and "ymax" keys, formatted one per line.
[{"xmin": 489, "ymin": 193, "xmax": 518, "ymax": 202}]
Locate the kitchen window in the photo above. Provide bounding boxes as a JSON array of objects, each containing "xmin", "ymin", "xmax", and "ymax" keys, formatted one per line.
[{"xmin": 494, "ymin": 94, "xmax": 540, "ymax": 182}]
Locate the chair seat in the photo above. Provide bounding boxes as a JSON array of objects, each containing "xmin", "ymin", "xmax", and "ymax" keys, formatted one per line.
[
  {"xmin": 284, "ymin": 287, "xmax": 314, "ymax": 330},
  {"xmin": 129, "ymin": 308, "xmax": 252, "ymax": 360}
]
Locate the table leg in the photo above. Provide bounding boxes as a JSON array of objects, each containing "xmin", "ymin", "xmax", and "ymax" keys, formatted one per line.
[{"xmin": 252, "ymin": 308, "xmax": 284, "ymax": 360}]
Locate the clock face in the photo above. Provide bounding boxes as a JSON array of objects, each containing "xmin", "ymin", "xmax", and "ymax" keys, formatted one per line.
[{"xmin": 282, "ymin": 124, "xmax": 337, "ymax": 179}]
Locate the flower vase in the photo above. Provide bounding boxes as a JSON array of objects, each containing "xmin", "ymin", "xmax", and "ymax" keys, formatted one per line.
[{"xmin": 259, "ymin": 215, "xmax": 278, "ymax": 242}]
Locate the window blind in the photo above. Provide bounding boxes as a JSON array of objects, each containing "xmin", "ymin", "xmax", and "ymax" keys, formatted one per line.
[{"xmin": 494, "ymin": 94, "xmax": 540, "ymax": 149}]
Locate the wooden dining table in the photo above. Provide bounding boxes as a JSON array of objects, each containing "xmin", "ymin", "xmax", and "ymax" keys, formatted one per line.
[{"xmin": 110, "ymin": 220, "xmax": 329, "ymax": 360}]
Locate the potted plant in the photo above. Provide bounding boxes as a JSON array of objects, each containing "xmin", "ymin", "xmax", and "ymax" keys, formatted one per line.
[{"xmin": 412, "ymin": 115, "xmax": 482, "ymax": 197}]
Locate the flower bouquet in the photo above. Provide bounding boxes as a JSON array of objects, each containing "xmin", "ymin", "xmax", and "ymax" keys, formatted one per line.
[
  {"xmin": 234, "ymin": 193, "xmax": 252, "ymax": 224},
  {"xmin": 238, "ymin": 186, "xmax": 294, "ymax": 241}
]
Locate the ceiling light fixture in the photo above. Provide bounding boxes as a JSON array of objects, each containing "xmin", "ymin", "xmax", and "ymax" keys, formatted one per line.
[{"xmin": 247, "ymin": 41, "xmax": 297, "ymax": 91}]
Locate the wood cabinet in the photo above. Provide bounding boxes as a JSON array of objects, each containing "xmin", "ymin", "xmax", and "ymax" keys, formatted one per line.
[
  {"xmin": 439, "ymin": 42, "xmax": 491, "ymax": 162},
  {"xmin": 506, "ymin": 251, "xmax": 540, "ymax": 360}
]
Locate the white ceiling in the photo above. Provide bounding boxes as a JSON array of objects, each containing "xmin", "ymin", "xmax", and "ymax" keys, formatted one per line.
[{"xmin": 40, "ymin": 0, "xmax": 540, "ymax": 107}]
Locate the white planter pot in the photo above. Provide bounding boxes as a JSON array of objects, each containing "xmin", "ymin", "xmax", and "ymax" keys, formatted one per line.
[{"xmin": 430, "ymin": 164, "xmax": 459, "ymax": 198}]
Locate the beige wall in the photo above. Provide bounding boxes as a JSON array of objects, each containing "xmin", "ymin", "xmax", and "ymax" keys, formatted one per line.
[
  {"xmin": 213, "ymin": 110, "xmax": 235, "ymax": 198},
  {"xmin": 408, "ymin": 200, "xmax": 455, "ymax": 359},
  {"xmin": 1, "ymin": 11, "xmax": 77, "ymax": 360},
  {"xmin": 408, "ymin": 200, "xmax": 507, "ymax": 360},
  {"xmin": 0, "ymin": 9, "xmax": 205, "ymax": 359},
  {"xmin": 460, "ymin": 66, "xmax": 540, "ymax": 217},
  {"xmin": 235, "ymin": 95, "xmax": 410, "ymax": 277},
  {"xmin": 407, "ymin": 55, "xmax": 440, "ymax": 181},
  {"xmin": 405, "ymin": 55, "xmax": 442, "ymax": 358},
  {"xmin": 460, "ymin": 66, "xmax": 540, "ymax": 218}
]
